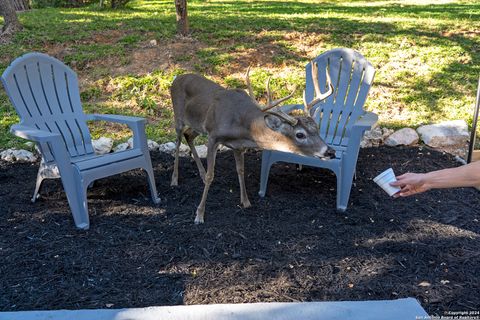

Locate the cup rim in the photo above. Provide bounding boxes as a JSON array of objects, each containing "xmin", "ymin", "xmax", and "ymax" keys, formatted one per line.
[{"xmin": 373, "ymin": 168, "xmax": 395, "ymax": 183}]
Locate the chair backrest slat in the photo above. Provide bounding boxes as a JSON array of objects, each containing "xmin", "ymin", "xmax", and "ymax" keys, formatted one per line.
[
  {"xmin": 1, "ymin": 53, "xmax": 95, "ymax": 159},
  {"xmin": 304, "ymin": 48, "xmax": 375, "ymax": 147}
]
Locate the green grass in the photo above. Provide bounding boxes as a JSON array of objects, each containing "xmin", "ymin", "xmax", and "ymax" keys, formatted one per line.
[{"xmin": 1, "ymin": 0, "xmax": 480, "ymax": 149}]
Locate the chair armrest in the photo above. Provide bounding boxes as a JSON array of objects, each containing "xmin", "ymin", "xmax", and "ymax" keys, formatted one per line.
[
  {"xmin": 86, "ymin": 114, "xmax": 146, "ymax": 125},
  {"xmin": 351, "ymin": 112, "xmax": 378, "ymax": 132},
  {"xmin": 10, "ymin": 124, "xmax": 62, "ymax": 143},
  {"xmin": 86, "ymin": 114, "xmax": 148, "ymax": 150}
]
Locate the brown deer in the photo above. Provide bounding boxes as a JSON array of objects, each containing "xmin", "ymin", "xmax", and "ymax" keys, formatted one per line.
[{"xmin": 170, "ymin": 63, "xmax": 335, "ymax": 224}]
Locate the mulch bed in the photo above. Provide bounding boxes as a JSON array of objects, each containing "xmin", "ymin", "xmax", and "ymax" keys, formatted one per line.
[{"xmin": 0, "ymin": 146, "xmax": 479, "ymax": 314}]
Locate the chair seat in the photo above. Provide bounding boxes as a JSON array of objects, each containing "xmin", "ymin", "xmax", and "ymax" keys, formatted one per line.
[{"xmin": 72, "ymin": 149, "xmax": 143, "ymax": 172}]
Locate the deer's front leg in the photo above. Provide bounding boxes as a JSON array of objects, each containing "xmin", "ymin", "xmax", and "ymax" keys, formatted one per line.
[
  {"xmin": 194, "ymin": 139, "xmax": 219, "ymax": 224},
  {"xmin": 234, "ymin": 149, "xmax": 251, "ymax": 208}
]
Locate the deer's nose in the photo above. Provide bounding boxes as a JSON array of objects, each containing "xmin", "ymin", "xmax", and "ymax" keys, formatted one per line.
[{"xmin": 325, "ymin": 147, "xmax": 336, "ymax": 159}]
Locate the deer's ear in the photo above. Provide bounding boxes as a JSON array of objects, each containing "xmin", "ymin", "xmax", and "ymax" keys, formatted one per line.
[{"xmin": 264, "ymin": 114, "xmax": 283, "ymax": 131}]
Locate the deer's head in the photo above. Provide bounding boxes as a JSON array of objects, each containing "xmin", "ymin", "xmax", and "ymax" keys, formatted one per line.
[{"xmin": 246, "ymin": 64, "xmax": 335, "ymax": 160}]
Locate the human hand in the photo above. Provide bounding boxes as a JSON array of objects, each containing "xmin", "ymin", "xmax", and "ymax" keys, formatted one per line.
[{"xmin": 390, "ymin": 172, "xmax": 430, "ymax": 197}]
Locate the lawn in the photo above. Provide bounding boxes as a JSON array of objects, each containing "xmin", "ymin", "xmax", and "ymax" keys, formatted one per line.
[{"xmin": 1, "ymin": 0, "xmax": 479, "ymax": 149}]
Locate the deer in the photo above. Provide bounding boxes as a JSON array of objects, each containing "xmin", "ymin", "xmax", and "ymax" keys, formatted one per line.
[{"xmin": 170, "ymin": 62, "xmax": 335, "ymax": 224}]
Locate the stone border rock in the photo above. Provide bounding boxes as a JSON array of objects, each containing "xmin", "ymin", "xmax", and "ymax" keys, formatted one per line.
[{"xmin": 0, "ymin": 119, "xmax": 470, "ymax": 164}]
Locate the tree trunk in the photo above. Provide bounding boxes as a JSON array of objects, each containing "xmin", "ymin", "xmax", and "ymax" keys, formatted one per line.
[
  {"xmin": 0, "ymin": 0, "xmax": 22, "ymax": 44},
  {"xmin": 11, "ymin": 0, "xmax": 30, "ymax": 11},
  {"xmin": 111, "ymin": 0, "xmax": 130, "ymax": 8},
  {"xmin": 175, "ymin": 0, "xmax": 188, "ymax": 36}
]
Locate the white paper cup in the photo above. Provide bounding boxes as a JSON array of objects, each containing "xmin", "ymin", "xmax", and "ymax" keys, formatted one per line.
[{"xmin": 373, "ymin": 168, "xmax": 401, "ymax": 196}]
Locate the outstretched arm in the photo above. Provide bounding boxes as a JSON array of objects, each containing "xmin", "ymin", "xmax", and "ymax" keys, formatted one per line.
[{"xmin": 390, "ymin": 160, "xmax": 480, "ymax": 197}]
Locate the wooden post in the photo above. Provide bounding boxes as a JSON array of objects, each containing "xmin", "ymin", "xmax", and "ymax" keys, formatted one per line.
[
  {"xmin": 175, "ymin": 0, "xmax": 189, "ymax": 36},
  {"xmin": 467, "ymin": 76, "xmax": 480, "ymax": 163}
]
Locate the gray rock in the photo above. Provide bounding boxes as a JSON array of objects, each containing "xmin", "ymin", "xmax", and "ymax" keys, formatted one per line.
[
  {"xmin": 361, "ymin": 127, "xmax": 394, "ymax": 148},
  {"xmin": 0, "ymin": 149, "xmax": 37, "ymax": 162},
  {"xmin": 384, "ymin": 128, "xmax": 419, "ymax": 146},
  {"xmin": 92, "ymin": 137, "xmax": 113, "ymax": 155},
  {"xmin": 417, "ymin": 120, "xmax": 469, "ymax": 147},
  {"xmin": 126, "ymin": 137, "xmax": 160, "ymax": 151},
  {"xmin": 39, "ymin": 159, "xmax": 60, "ymax": 179},
  {"xmin": 158, "ymin": 142, "xmax": 190, "ymax": 157},
  {"xmin": 158, "ymin": 142, "xmax": 176, "ymax": 154},
  {"xmin": 24, "ymin": 141, "xmax": 35, "ymax": 149},
  {"xmin": 147, "ymin": 139, "xmax": 159, "ymax": 151}
]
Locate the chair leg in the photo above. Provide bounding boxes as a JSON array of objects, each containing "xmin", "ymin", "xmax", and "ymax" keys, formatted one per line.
[
  {"xmin": 144, "ymin": 165, "xmax": 161, "ymax": 204},
  {"xmin": 258, "ymin": 150, "xmax": 273, "ymax": 197},
  {"xmin": 143, "ymin": 154, "xmax": 160, "ymax": 204},
  {"xmin": 336, "ymin": 163, "xmax": 355, "ymax": 212},
  {"xmin": 59, "ymin": 169, "xmax": 90, "ymax": 230},
  {"xmin": 31, "ymin": 170, "xmax": 45, "ymax": 203}
]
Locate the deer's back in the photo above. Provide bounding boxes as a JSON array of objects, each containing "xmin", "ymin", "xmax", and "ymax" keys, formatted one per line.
[{"xmin": 171, "ymin": 74, "xmax": 262, "ymax": 135}]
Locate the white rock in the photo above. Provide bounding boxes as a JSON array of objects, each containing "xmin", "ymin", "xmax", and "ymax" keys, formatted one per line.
[
  {"xmin": 217, "ymin": 144, "xmax": 230, "ymax": 152},
  {"xmin": 194, "ymin": 145, "xmax": 208, "ymax": 158},
  {"xmin": 92, "ymin": 137, "xmax": 113, "ymax": 155},
  {"xmin": 147, "ymin": 139, "xmax": 159, "ymax": 151},
  {"xmin": 149, "ymin": 39, "xmax": 158, "ymax": 46},
  {"xmin": 179, "ymin": 143, "xmax": 190, "ymax": 157},
  {"xmin": 158, "ymin": 142, "xmax": 177, "ymax": 154},
  {"xmin": 384, "ymin": 128, "xmax": 419, "ymax": 146},
  {"xmin": 417, "ymin": 120, "xmax": 469, "ymax": 147},
  {"xmin": 0, "ymin": 149, "xmax": 37, "ymax": 162},
  {"xmin": 114, "ymin": 142, "xmax": 129, "ymax": 152},
  {"xmin": 127, "ymin": 137, "xmax": 134, "ymax": 149}
]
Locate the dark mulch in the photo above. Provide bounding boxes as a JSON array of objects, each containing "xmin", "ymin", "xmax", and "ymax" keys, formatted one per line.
[{"xmin": 0, "ymin": 146, "xmax": 479, "ymax": 314}]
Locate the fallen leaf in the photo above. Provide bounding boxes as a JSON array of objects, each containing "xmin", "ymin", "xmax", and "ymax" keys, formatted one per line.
[{"xmin": 418, "ymin": 281, "xmax": 431, "ymax": 287}]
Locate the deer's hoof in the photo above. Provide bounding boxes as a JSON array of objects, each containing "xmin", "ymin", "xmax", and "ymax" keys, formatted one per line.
[
  {"xmin": 242, "ymin": 200, "xmax": 252, "ymax": 208},
  {"xmin": 194, "ymin": 215, "xmax": 204, "ymax": 224}
]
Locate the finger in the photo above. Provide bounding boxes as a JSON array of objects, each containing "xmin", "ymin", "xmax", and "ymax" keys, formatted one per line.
[{"xmin": 396, "ymin": 173, "xmax": 409, "ymax": 179}]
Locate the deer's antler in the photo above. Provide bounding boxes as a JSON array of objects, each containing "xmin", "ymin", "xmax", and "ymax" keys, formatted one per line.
[
  {"xmin": 245, "ymin": 67, "xmax": 298, "ymax": 125},
  {"xmin": 263, "ymin": 77, "xmax": 297, "ymax": 112},
  {"xmin": 303, "ymin": 62, "xmax": 334, "ymax": 115}
]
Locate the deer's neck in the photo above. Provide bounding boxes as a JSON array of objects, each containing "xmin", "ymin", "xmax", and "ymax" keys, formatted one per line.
[{"xmin": 249, "ymin": 117, "xmax": 300, "ymax": 154}]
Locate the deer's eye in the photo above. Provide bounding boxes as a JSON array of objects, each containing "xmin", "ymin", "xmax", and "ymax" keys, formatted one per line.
[{"xmin": 296, "ymin": 132, "xmax": 306, "ymax": 139}]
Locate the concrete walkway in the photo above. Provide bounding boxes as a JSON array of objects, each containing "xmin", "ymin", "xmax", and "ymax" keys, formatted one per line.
[{"xmin": 0, "ymin": 298, "xmax": 428, "ymax": 320}]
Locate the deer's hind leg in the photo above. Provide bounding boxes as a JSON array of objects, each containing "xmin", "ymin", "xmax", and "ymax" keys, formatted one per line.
[
  {"xmin": 195, "ymin": 139, "xmax": 218, "ymax": 224},
  {"xmin": 171, "ymin": 127, "xmax": 184, "ymax": 186},
  {"xmin": 184, "ymin": 129, "xmax": 206, "ymax": 182},
  {"xmin": 234, "ymin": 149, "xmax": 251, "ymax": 208}
]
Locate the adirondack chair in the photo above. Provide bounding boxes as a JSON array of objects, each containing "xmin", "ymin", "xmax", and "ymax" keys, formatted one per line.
[
  {"xmin": 258, "ymin": 48, "xmax": 378, "ymax": 211},
  {"xmin": 1, "ymin": 52, "xmax": 160, "ymax": 229}
]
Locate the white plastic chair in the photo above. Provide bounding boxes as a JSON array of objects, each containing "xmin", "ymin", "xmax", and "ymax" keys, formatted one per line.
[
  {"xmin": 259, "ymin": 48, "xmax": 377, "ymax": 211},
  {"xmin": 1, "ymin": 52, "xmax": 160, "ymax": 229}
]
